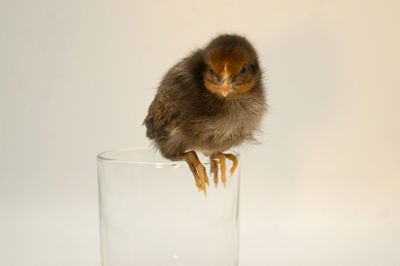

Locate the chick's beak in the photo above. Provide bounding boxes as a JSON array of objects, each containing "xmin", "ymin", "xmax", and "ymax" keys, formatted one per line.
[{"xmin": 220, "ymin": 79, "xmax": 232, "ymax": 97}]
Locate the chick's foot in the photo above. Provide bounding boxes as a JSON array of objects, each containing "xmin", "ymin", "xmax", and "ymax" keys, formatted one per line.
[
  {"xmin": 184, "ymin": 151, "xmax": 209, "ymax": 196},
  {"xmin": 210, "ymin": 152, "xmax": 238, "ymax": 188}
]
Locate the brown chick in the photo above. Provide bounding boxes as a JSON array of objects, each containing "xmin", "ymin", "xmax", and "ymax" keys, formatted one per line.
[{"xmin": 143, "ymin": 34, "xmax": 266, "ymax": 195}]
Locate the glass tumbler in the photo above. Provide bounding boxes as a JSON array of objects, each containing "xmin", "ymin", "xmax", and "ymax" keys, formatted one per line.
[{"xmin": 96, "ymin": 148, "xmax": 240, "ymax": 266}]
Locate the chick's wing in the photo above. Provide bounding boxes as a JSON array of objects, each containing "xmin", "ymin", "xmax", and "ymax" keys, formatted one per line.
[{"xmin": 143, "ymin": 91, "xmax": 181, "ymax": 141}]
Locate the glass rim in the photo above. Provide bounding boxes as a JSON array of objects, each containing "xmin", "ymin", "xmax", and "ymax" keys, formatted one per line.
[{"xmin": 96, "ymin": 147, "xmax": 240, "ymax": 166}]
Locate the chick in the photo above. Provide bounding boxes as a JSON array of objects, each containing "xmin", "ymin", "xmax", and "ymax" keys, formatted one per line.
[{"xmin": 144, "ymin": 34, "xmax": 266, "ymax": 195}]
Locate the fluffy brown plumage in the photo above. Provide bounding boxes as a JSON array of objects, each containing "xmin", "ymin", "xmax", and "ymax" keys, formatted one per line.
[{"xmin": 144, "ymin": 34, "xmax": 266, "ymax": 195}]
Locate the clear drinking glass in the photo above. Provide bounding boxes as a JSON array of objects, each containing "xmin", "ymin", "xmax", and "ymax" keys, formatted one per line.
[{"xmin": 96, "ymin": 148, "xmax": 240, "ymax": 266}]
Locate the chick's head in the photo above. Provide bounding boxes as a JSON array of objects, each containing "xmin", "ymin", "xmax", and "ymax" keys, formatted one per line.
[{"xmin": 203, "ymin": 34, "xmax": 261, "ymax": 98}]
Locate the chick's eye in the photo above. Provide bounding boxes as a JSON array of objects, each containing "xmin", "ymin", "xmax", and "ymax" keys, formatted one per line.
[
  {"xmin": 209, "ymin": 68, "xmax": 214, "ymax": 76},
  {"xmin": 240, "ymin": 64, "xmax": 248, "ymax": 75}
]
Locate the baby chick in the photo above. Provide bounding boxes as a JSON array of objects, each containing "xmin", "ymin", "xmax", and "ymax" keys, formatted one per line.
[{"xmin": 144, "ymin": 34, "xmax": 266, "ymax": 195}]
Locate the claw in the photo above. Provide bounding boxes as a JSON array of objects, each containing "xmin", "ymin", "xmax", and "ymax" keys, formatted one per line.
[
  {"xmin": 210, "ymin": 157, "xmax": 219, "ymax": 188},
  {"xmin": 225, "ymin": 153, "xmax": 238, "ymax": 176},
  {"xmin": 210, "ymin": 152, "xmax": 238, "ymax": 188},
  {"xmin": 197, "ymin": 164, "xmax": 208, "ymax": 196},
  {"xmin": 184, "ymin": 151, "xmax": 209, "ymax": 196},
  {"xmin": 218, "ymin": 153, "xmax": 227, "ymax": 188}
]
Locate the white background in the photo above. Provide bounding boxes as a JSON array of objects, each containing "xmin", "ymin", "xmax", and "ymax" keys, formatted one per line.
[{"xmin": 1, "ymin": 0, "xmax": 400, "ymax": 265}]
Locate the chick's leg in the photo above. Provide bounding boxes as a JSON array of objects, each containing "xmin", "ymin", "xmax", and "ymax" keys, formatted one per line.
[
  {"xmin": 210, "ymin": 152, "xmax": 238, "ymax": 188},
  {"xmin": 184, "ymin": 151, "xmax": 209, "ymax": 196}
]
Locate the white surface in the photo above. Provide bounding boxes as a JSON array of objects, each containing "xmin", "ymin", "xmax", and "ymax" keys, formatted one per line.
[{"xmin": 1, "ymin": 0, "xmax": 400, "ymax": 265}]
